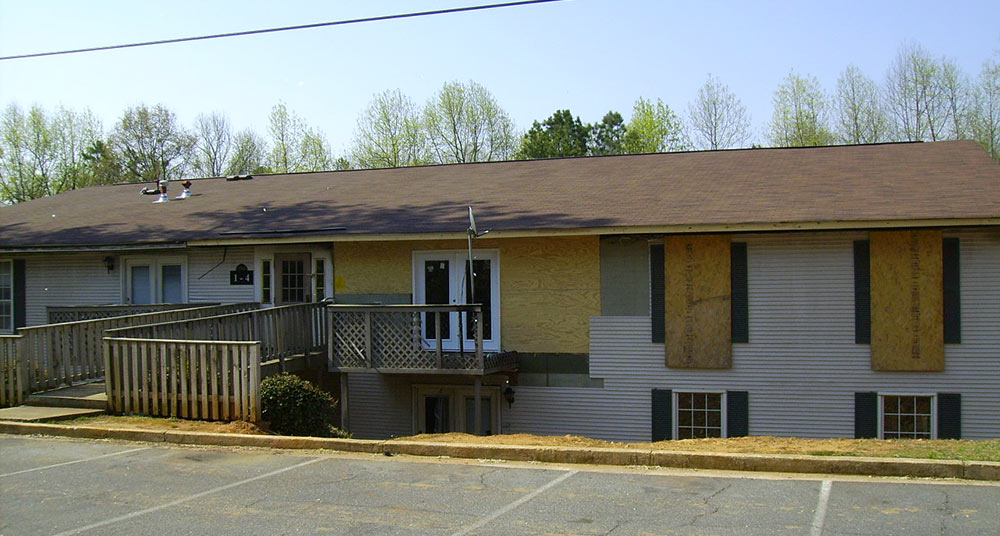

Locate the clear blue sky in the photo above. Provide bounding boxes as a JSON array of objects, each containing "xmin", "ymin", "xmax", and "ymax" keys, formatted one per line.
[{"xmin": 1, "ymin": 0, "xmax": 997, "ymax": 156}]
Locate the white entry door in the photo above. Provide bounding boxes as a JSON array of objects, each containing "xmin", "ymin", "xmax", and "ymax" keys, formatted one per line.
[{"xmin": 412, "ymin": 250, "xmax": 500, "ymax": 352}]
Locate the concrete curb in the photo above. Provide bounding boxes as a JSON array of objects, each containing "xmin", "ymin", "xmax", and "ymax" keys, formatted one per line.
[{"xmin": 2, "ymin": 420, "xmax": 997, "ymax": 482}]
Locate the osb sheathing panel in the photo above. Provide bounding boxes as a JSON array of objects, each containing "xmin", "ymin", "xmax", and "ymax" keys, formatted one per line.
[
  {"xmin": 664, "ymin": 235, "xmax": 732, "ymax": 369},
  {"xmin": 334, "ymin": 236, "xmax": 600, "ymax": 354},
  {"xmin": 870, "ymin": 230, "xmax": 944, "ymax": 371}
]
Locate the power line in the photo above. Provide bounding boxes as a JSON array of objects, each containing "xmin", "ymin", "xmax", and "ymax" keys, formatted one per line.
[{"xmin": 0, "ymin": 0, "xmax": 565, "ymax": 62}]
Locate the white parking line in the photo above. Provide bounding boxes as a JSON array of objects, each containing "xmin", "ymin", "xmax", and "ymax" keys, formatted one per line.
[
  {"xmin": 449, "ymin": 469, "xmax": 578, "ymax": 536},
  {"xmin": 810, "ymin": 479, "xmax": 833, "ymax": 536},
  {"xmin": 50, "ymin": 457, "xmax": 323, "ymax": 536},
  {"xmin": 0, "ymin": 447, "xmax": 148, "ymax": 478}
]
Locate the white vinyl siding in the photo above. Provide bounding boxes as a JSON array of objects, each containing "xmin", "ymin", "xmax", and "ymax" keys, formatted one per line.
[
  {"xmin": 187, "ymin": 247, "xmax": 256, "ymax": 304},
  {"xmin": 24, "ymin": 253, "xmax": 122, "ymax": 326},
  {"xmin": 502, "ymin": 229, "xmax": 1000, "ymax": 441}
]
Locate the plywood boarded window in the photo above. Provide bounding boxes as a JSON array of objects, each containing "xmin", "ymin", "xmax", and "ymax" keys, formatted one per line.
[
  {"xmin": 664, "ymin": 235, "xmax": 732, "ymax": 369},
  {"xmin": 870, "ymin": 230, "xmax": 943, "ymax": 371}
]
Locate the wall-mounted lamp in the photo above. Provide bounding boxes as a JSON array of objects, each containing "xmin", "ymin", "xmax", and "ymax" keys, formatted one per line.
[
  {"xmin": 503, "ymin": 382, "xmax": 515, "ymax": 408},
  {"xmin": 103, "ymin": 256, "xmax": 115, "ymax": 273}
]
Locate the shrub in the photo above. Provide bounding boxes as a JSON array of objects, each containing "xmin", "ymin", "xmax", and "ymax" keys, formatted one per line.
[{"xmin": 260, "ymin": 373, "xmax": 347, "ymax": 437}]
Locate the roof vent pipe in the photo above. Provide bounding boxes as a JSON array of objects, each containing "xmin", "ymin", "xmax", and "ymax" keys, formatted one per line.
[
  {"xmin": 153, "ymin": 178, "xmax": 169, "ymax": 203},
  {"xmin": 176, "ymin": 180, "xmax": 192, "ymax": 199}
]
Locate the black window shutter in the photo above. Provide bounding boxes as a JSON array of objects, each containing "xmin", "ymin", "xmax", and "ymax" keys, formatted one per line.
[
  {"xmin": 943, "ymin": 238, "xmax": 961, "ymax": 344},
  {"xmin": 853, "ymin": 241, "xmax": 870, "ymax": 344},
  {"xmin": 937, "ymin": 393, "xmax": 961, "ymax": 439},
  {"xmin": 13, "ymin": 259, "xmax": 26, "ymax": 330},
  {"xmin": 649, "ymin": 244, "xmax": 665, "ymax": 343},
  {"xmin": 731, "ymin": 242, "xmax": 749, "ymax": 343},
  {"xmin": 726, "ymin": 390, "xmax": 749, "ymax": 437},
  {"xmin": 651, "ymin": 388, "xmax": 672, "ymax": 441},
  {"xmin": 854, "ymin": 391, "xmax": 878, "ymax": 438}
]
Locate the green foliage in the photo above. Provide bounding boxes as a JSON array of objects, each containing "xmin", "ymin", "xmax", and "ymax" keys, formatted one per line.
[
  {"xmin": 768, "ymin": 72, "xmax": 835, "ymax": 147},
  {"xmin": 423, "ymin": 80, "xmax": 518, "ymax": 163},
  {"xmin": 517, "ymin": 109, "xmax": 590, "ymax": 159},
  {"xmin": 589, "ymin": 111, "xmax": 627, "ymax": 155},
  {"xmin": 623, "ymin": 97, "xmax": 688, "ymax": 154},
  {"xmin": 351, "ymin": 89, "xmax": 428, "ymax": 169},
  {"xmin": 260, "ymin": 373, "xmax": 346, "ymax": 437},
  {"xmin": 111, "ymin": 103, "xmax": 196, "ymax": 183}
]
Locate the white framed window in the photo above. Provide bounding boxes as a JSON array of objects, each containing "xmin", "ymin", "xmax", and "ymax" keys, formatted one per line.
[
  {"xmin": 675, "ymin": 391, "xmax": 726, "ymax": 439},
  {"xmin": 123, "ymin": 256, "xmax": 187, "ymax": 305},
  {"xmin": 412, "ymin": 250, "xmax": 501, "ymax": 352},
  {"xmin": 254, "ymin": 247, "xmax": 332, "ymax": 307},
  {"xmin": 412, "ymin": 385, "xmax": 501, "ymax": 435},
  {"xmin": 880, "ymin": 394, "xmax": 935, "ymax": 439},
  {"xmin": 0, "ymin": 260, "xmax": 12, "ymax": 333}
]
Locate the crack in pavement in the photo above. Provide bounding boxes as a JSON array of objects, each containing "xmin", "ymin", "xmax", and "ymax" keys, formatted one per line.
[
  {"xmin": 478, "ymin": 468, "xmax": 500, "ymax": 490},
  {"xmin": 677, "ymin": 482, "xmax": 733, "ymax": 529}
]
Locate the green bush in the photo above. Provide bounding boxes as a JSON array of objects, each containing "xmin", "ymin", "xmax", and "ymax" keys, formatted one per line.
[{"xmin": 260, "ymin": 373, "xmax": 347, "ymax": 437}]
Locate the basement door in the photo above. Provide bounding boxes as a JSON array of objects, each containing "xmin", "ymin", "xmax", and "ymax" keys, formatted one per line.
[{"xmin": 412, "ymin": 250, "xmax": 500, "ymax": 352}]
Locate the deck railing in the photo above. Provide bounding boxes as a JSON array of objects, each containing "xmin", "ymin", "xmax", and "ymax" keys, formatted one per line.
[
  {"xmin": 105, "ymin": 302, "xmax": 327, "ymax": 370},
  {"xmin": 47, "ymin": 303, "xmax": 220, "ymax": 324},
  {"xmin": 104, "ymin": 338, "xmax": 260, "ymax": 421},
  {"xmin": 328, "ymin": 304, "xmax": 515, "ymax": 374},
  {"xmin": 1, "ymin": 335, "xmax": 25, "ymax": 407},
  {"xmin": 14, "ymin": 302, "xmax": 259, "ymax": 396}
]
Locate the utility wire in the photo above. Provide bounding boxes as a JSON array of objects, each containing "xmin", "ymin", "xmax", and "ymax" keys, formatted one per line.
[{"xmin": 0, "ymin": 0, "xmax": 564, "ymax": 62}]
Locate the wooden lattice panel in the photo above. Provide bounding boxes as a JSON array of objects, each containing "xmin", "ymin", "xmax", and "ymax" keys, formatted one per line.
[{"xmin": 331, "ymin": 312, "xmax": 368, "ymax": 368}]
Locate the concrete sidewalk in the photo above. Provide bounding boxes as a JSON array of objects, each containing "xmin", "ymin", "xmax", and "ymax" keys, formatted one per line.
[{"xmin": 2, "ymin": 420, "xmax": 997, "ymax": 482}]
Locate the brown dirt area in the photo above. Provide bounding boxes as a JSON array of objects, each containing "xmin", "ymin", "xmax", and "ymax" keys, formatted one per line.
[{"xmin": 54, "ymin": 417, "xmax": 1000, "ymax": 462}]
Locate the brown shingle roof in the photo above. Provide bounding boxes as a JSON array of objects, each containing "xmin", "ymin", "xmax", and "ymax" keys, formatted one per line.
[{"xmin": 2, "ymin": 141, "xmax": 998, "ymax": 248}]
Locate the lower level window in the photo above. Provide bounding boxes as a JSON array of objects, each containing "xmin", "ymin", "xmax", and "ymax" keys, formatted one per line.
[
  {"xmin": 676, "ymin": 392, "xmax": 725, "ymax": 439},
  {"xmin": 881, "ymin": 395, "xmax": 934, "ymax": 439}
]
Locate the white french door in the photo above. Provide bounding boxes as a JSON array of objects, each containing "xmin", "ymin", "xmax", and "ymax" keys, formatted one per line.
[{"xmin": 412, "ymin": 250, "xmax": 500, "ymax": 352}]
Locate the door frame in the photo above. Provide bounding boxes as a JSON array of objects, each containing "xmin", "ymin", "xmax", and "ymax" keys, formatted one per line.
[
  {"xmin": 412, "ymin": 249, "xmax": 501, "ymax": 352},
  {"xmin": 412, "ymin": 384, "xmax": 501, "ymax": 435}
]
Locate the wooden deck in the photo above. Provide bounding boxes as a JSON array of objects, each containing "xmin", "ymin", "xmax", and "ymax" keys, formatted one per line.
[{"xmin": 327, "ymin": 305, "xmax": 517, "ymax": 375}]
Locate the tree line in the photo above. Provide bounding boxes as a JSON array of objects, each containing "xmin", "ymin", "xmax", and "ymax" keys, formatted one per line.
[{"xmin": 1, "ymin": 41, "xmax": 997, "ymax": 204}]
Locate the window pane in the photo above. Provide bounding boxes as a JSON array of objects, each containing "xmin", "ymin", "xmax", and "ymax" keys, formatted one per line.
[
  {"xmin": 0, "ymin": 302, "xmax": 10, "ymax": 331},
  {"xmin": 131, "ymin": 266, "xmax": 151, "ymax": 305},
  {"xmin": 465, "ymin": 259, "xmax": 492, "ymax": 340},
  {"xmin": 424, "ymin": 260, "xmax": 450, "ymax": 339},
  {"xmin": 281, "ymin": 260, "xmax": 306, "ymax": 303},
  {"xmin": 0, "ymin": 261, "xmax": 11, "ymax": 331},
  {"xmin": 424, "ymin": 396, "xmax": 450, "ymax": 433},
  {"xmin": 161, "ymin": 265, "xmax": 182, "ymax": 303},
  {"xmin": 262, "ymin": 261, "xmax": 271, "ymax": 303}
]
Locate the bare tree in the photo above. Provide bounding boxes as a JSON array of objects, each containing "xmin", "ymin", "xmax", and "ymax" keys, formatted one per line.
[
  {"xmin": 193, "ymin": 112, "xmax": 232, "ymax": 177},
  {"xmin": 688, "ymin": 75, "xmax": 751, "ymax": 150},
  {"xmin": 224, "ymin": 129, "xmax": 268, "ymax": 175},
  {"xmin": 423, "ymin": 80, "xmax": 517, "ymax": 163},
  {"xmin": 768, "ymin": 72, "xmax": 835, "ymax": 147},
  {"xmin": 351, "ymin": 89, "xmax": 428, "ymax": 169},
  {"xmin": 970, "ymin": 60, "xmax": 1000, "ymax": 160},
  {"xmin": 111, "ymin": 104, "xmax": 195, "ymax": 182},
  {"xmin": 835, "ymin": 65, "xmax": 890, "ymax": 144},
  {"xmin": 885, "ymin": 43, "xmax": 951, "ymax": 141},
  {"xmin": 938, "ymin": 58, "xmax": 972, "ymax": 139}
]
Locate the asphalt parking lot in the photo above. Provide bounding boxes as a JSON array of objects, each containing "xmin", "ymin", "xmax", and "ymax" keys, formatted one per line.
[{"xmin": 1, "ymin": 435, "xmax": 997, "ymax": 535}]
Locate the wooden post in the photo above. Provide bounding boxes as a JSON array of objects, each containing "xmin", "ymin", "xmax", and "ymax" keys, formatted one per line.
[
  {"xmin": 340, "ymin": 372, "xmax": 349, "ymax": 433},
  {"xmin": 434, "ymin": 311, "xmax": 442, "ymax": 369},
  {"xmin": 475, "ymin": 308, "xmax": 484, "ymax": 371},
  {"xmin": 249, "ymin": 344, "xmax": 261, "ymax": 422},
  {"xmin": 473, "ymin": 377, "xmax": 482, "ymax": 436}
]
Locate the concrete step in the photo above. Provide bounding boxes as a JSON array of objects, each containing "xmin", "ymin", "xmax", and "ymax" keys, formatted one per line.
[
  {"xmin": 25, "ymin": 382, "xmax": 108, "ymax": 410},
  {"xmin": 0, "ymin": 405, "xmax": 105, "ymax": 422}
]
